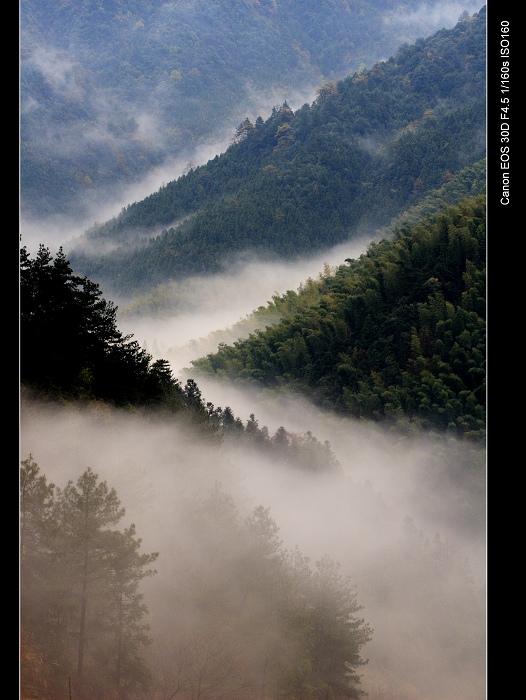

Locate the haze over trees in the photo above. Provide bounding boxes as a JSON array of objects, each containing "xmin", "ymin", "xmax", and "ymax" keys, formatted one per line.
[
  {"xmin": 20, "ymin": 456, "xmax": 159, "ymax": 698},
  {"xmin": 20, "ymin": 6, "xmax": 486, "ymax": 698},
  {"xmin": 20, "ymin": 457, "xmax": 374, "ymax": 699},
  {"xmin": 20, "ymin": 0, "xmax": 481, "ymax": 220},
  {"xmin": 65, "ymin": 7, "xmax": 486, "ymax": 297}
]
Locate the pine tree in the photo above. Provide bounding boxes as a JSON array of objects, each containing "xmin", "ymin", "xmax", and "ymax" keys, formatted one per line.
[
  {"xmin": 104, "ymin": 525, "xmax": 158, "ymax": 698},
  {"xmin": 20, "ymin": 245, "xmax": 157, "ymax": 405},
  {"xmin": 47, "ymin": 467, "xmax": 157, "ymax": 698},
  {"xmin": 304, "ymin": 555, "xmax": 373, "ymax": 699},
  {"xmin": 20, "ymin": 454, "xmax": 55, "ymax": 623},
  {"xmin": 51, "ymin": 468, "xmax": 127, "ymax": 694}
]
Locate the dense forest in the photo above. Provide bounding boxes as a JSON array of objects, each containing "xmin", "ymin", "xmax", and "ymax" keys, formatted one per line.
[
  {"xmin": 21, "ymin": 455, "xmax": 376, "ymax": 699},
  {"xmin": 20, "ymin": 6, "xmax": 487, "ymax": 698},
  {"xmin": 107, "ymin": 156, "xmax": 485, "ymax": 322},
  {"xmin": 66, "ymin": 6, "xmax": 486, "ymax": 297},
  {"xmin": 20, "ymin": 0, "xmax": 480, "ymax": 219},
  {"xmin": 191, "ymin": 196, "xmax": 486, "ymax": 440},
  {"xmin": 20, "ymin": 243, "xmax": 343, "ymax": 471}
]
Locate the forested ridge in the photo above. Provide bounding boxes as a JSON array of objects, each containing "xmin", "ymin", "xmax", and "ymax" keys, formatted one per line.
[
  {"xmin": 21, "ymin": 190, "xmax": 486, "ymax": 443},
  {"xmin": 21, "ymin": 0, "xmax": 477, "ymax": 219},
  {"xmin": 67, "ymin": 7, "xmax": 486, "ymax": 296},
  {"xmin": 20, "ymin": 7, "xmax": 486, "ymax": 698},
  {"xmin": 117, "ymin": 157, "xmax": 486, "ymax": 320},
  {"xmin": 21, "ymin": 455, "xmax": 377, "ymax": 699},
  {"xmin": 20, "ymin": 243, "xmax": 343, "ymax": 472},
  {"xmin": 21, "ymin": 247, "xmax": 377, "ymax": 697},
  {"xmin": 191, "ymin": 196, "xmax": 486, "ymax": 440}
]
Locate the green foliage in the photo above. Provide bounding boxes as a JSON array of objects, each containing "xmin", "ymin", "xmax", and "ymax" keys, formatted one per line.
[
  {"xmin": 20, "ymin": 244, "xmax": 184, "ymax": 408},
  {"xmin": 191, "ymin": 196, "xmax": 486, "ymax": 439},
  {"xmin": 20, "ymin": 459, "xmax": 158, "ymax": 699},
  {"xmin": 21, "ymin": 0, "xmax": 474, "ymax": 219},
  {"xmin": 67, "ymin": 7, "xmax": 486, "ymax": 296}
]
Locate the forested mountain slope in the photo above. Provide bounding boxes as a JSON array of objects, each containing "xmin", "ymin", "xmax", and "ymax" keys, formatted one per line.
[
  {"xmin": 109, "ymin": 156, "xmax": 485, "ymax": 322},
  {"xmin": 20, "ymin": 237, "xmax": 486, "ymax": 698},
  {"xmin": 19, "ymin": 217, "xmax": 487, "ymax": 699},
  {"xmin": 20, "ymin": 0, "xmax": 481, "ymax": 220},
  {"xmin": 191, "ymin": 196, "xmax": 486, "ymax": 440},
  {"xmin": 67, "ymin": 7, "xmax": 486, "ymax": 296},
  {"xmin": 20, "ymin": 243, "xmax": 344, "ymax": 473}
]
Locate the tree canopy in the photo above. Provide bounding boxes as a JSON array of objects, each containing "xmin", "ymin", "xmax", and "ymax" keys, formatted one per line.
[
  {"xmin": 66, "ymin": 7, "xmax": 486, "ymax": 296},
  {"xmin": 191, "ymin": 196, "xmax": 486, "ymax": 440},
  {"xmin": 20, "ymin": 456, "xmax": 159, "ymax": 699},
  {"xmin": 20, "ymin": 244, "xmax": 162, "ymax": 405},
  {"xmin": 20, "ymin": 458, "xmax": 374, "ymax": 699}
]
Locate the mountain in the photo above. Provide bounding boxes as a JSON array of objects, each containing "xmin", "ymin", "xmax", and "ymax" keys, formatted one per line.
[
  {"xmin": 66, "ymin": 7, "xmax": 486, "ymax": 298},
  {"xmin": 20, "ymin": 242, "xmax": 349, "ymax": 481},
  {"xmin": 19, "ymin": 6, "xmax": 487, "ymax": 698},
  {"xmin": 20, "ymin": 0, "xmax": 482, "ymax": 221},
  {"xmin": 190, "ymin": 195, "xmax": 486, "ymax": 440},
  {"xmin": 19, "ymin": 203, "xmax": 487, "ymax": 698}
]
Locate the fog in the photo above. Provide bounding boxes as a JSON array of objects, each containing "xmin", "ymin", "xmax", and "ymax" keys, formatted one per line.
[
  {"xmin": 19, "ymin": 226, "xmax": 486, "ymax": 697},
  {"xmin": 381, "ymin": 0, "xmax": 482, "ymax": 33},
  {"xmin": 19, "ymin": 0, "xmax": 483, "ymax": 257},
  {"xmin": 20, "ymin": 381, "xmax": 486, "ymax": 698},
  {"xmin": 19, "ymin": 130, "xmax": 237, "ymax": 257},
  {"xmin": 20, "ymin": 3, "xmax": 486, "ymax": 695},
  {"xmin": 19, "ymin": 77, "xmax": 321, "ymax": 258},
  {"xmin": 113, "ymin": 238, "xmax": 374, "ymax": 371},
  {"xmin": 19, "ymin": 226, "xmax": 486, "ymax": 699}
]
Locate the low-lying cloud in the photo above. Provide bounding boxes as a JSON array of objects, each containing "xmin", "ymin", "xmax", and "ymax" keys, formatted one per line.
[{"xmin": 20, "ymin": 389, "xmax": 486, "ymax": 699}]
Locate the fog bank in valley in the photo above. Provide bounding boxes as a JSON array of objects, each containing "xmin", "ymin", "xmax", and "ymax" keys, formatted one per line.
[
  {"xmin": 115, "ymin": 238, "xmax": 374, "ymax": 372},
  {"xmin": 19, "ymin": 81, "xmax": 319, "ymax": 260},
  {"xmin": 20, "ymin": 5, "xmax": 486, "ymax": 694},
  {"xmin": 19, "ymin": 205, "xmax": 486, "ymax": 698},
  {"xmin": 20, "ymin": 0, "xmax": 482, "ymax": 256},
  {"xmin": 20, "ymin": 387, "xmax": 486, "ymax": 699}
]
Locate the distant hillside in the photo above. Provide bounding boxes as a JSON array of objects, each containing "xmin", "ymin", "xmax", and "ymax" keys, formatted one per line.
[
  {"xmin": 20, "ymin": 243, "xmax": 346, "ymax": 474},
  {"xmin": 68, "ymin": 7, "xmax": 486, "ymax": 297},
  {"xmin": 20, "ymin": 0, "xmax": 481, "ymax": 219},
  {"xmin": 191, "ymin": 195, "xmax": 486, "ymax": 440}
]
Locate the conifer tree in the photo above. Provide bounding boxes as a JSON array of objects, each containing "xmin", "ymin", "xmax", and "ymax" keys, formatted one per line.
[
  {"xmin": 104, "ymin": 525, "xmax": 158, "ymax": 698},
  {"xmin": 20, "ymin": 459, "xmax": 159, "ymax": 699},
  {"xmin": 52, "ymin": 468, "xmax": 127, "ymax": 694}
]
